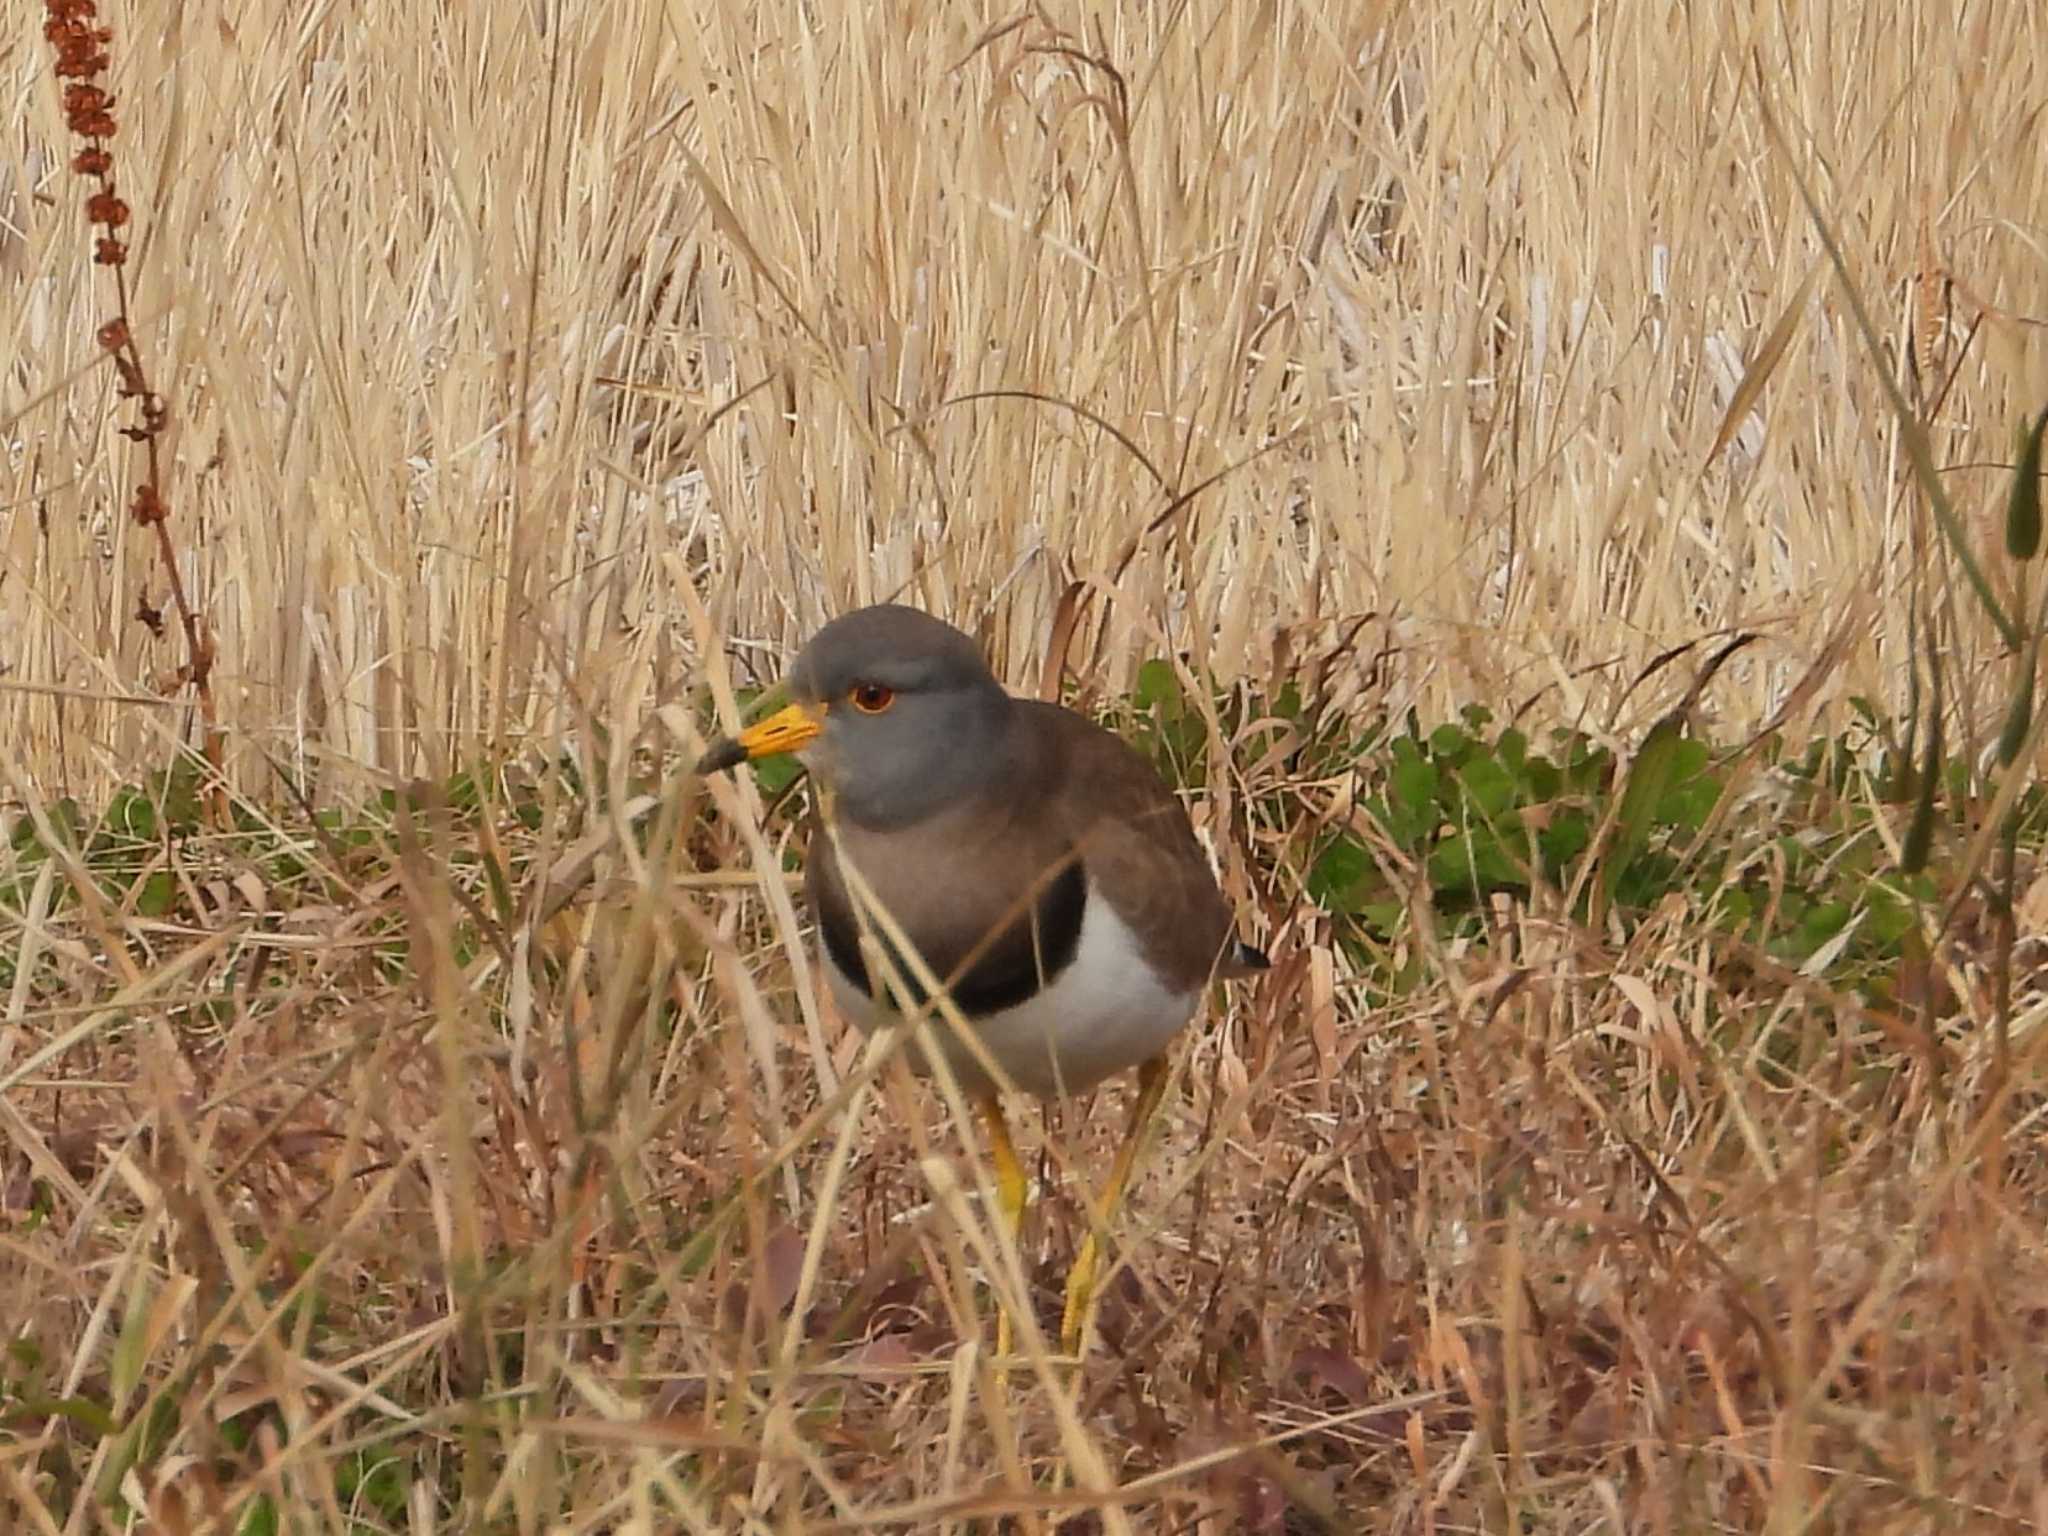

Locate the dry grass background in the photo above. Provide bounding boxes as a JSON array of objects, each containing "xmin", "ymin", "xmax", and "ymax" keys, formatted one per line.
[{"xmin": 4, "ymin": 0, "xmax": 2048, "ymax": 1530}]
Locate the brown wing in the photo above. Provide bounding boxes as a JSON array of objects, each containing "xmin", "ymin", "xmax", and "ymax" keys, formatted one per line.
[{"xmin": 1018, "ymin": 702, "xmax": 1249, "ymax": 993}]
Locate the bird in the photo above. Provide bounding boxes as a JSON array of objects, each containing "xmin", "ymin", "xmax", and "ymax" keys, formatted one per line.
[{"xmin": 697, "ymin": 603, "xmax": 1266, "ymax": 1354}]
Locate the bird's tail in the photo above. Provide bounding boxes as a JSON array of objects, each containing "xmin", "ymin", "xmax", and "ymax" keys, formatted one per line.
[{"xmin": 1221, "ymin": 939, "xmax": 1271, "ymax": 979}]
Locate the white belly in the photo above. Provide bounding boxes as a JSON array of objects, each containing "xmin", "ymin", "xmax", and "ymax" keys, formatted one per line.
[{"xmin": 823, "ymin": 882, "xmax": 1198, "ymax": 1098}]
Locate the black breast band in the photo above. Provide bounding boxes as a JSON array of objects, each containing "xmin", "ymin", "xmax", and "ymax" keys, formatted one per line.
[{"xmin": 820, "ymin": 858, "xmax": 1088, "ymax": 1017}]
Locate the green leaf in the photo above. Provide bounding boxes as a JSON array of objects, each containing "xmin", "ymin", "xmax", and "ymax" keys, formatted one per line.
[
  {"xmin": 1863, "ymin": 884, "xmax": 1915, "ymax": 947},
  {"xmin": 1798, "ymin": 899, "xmax": 1853, "ymax": 951},
  {"xmin": 1538, "ymin": 810, "xmax": 1592, "ymax": 871},
  {"xmin": 1901, "ymin": 706, "xmax": 1940, "ymax": 874},
  {"xmin": 2005, "ymin": 405, "xmax": 2047, "ymax": 560},
  {"xmin": 1427, "ymin": 825, "xmax": 1526, "ymax": 897},
  {"xmin": 156, "ymin": 763, "xmax": 206, "ymax": 832},
  {"xmin": 445, "ymin": 769, "xmax": 482, "ymax": 813},
  {"xmin": 1308, "ymin": 834, "xmax": 1373, "ymax": 912},
  {"xmin": 335, "ymin": 1449, "xmax": 411, "ymax": 1519},
  {"xmin": 1358, "ymin": 899, "xmax": 1405, "ymax": 933},
  {"xmin": 107, "ymin": 789, "xmax": 156, "ymax": 839},
  {"xmin": 110, "ymin": 1275, "xmax": 152, "ymax": 1404},
  {"xmin": 751, "ymin": 754, "xmax": 806, "ymax": 798},
  {"xmin": 1998, "ymin": 670, "xmax": 2033, "ymax": 766},
  {"xmin": 1519, "ymin": 753, "xmax": 1561, "ymax": 799},
  {"xmin": 1428, "ymin": 722, "xmax": 1471, "ymax": 760},
  {"xmin": 1134, "ymin": 658, "xmax": 1183, "ymax": 715},
  {"xmin": 8, "ymin": 1392, "xmax": 116, "ymax": 1436},
  {"xmin": 137, "ymin": 872, "xmax": 177, "ymax": 918},
  {"xmin": 1389, "ymin": 744, "xmax": 1438, "ymax": 816},
  {"xmin": 1452, "ymin": 754, "xmax": 1517, "ymax": 818},
  {"xmin": 1561, "ymin": 735, "xmax": 1611, "ymax": 792},
  {"xmin": 1717, "ymin": 886, "xmax": 1756, "ymax": 927},
  {"xmin": 1655, "ymin": 741, "xmax": 1721, "ymax": 831},
  {"xmin": 1607, "ymin": 719, "xmax": 1687, "ymax": 894}
]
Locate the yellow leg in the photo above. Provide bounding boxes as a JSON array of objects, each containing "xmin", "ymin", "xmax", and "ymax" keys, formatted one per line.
[
  {"xmin": 977, "ymin": 1094, "xmax": 1029, "ymax": 1357},
  {"xmin": 1061, "ymin": 1055, "xmax": 1171, "ymax": 1356}
]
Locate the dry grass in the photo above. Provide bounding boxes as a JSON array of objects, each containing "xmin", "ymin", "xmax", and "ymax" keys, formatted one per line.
[{"xmin": 4, "ymin": 0, "xmax": 2048, "ymax": 1529}]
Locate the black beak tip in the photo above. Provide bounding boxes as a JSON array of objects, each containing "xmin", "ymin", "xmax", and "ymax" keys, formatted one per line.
[{"xmin": 696, "ymin": 739, "xmax": 746, "ymax": 776}]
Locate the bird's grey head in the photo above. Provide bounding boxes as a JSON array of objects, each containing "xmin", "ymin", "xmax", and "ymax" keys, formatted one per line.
[{"xmin": 698, "ymin": 605, "xmax": 1016, "ymax": 829}]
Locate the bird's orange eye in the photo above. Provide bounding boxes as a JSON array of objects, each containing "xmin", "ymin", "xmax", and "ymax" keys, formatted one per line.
[{"xmin": 849, "ymin": 682, "xmax": 895, "ymax": 714}]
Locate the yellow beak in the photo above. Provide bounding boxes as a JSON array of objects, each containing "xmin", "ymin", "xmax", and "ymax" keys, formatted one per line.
[{"xmin": 696, "ymin": 699, "xmax": 825, "ymax": 774}]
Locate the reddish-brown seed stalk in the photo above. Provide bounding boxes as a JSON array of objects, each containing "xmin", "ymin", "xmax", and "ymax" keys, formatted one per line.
[{"xmin": 44, "ymin": 0, "xmax": 220, "ymax": 781}]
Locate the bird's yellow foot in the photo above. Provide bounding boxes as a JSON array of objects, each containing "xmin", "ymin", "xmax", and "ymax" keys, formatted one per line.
[
  {"xmin": 1060, "ymin": 1233, "xmax": 1105, "ymax": 1355},
  {"xmin": 978, "ymin": 1095, "xmax": 1029, "ymax": 1359},
  {"xmin": 1059, "ymin": 1055, "xmax": 1171, "ymax": 1358}
]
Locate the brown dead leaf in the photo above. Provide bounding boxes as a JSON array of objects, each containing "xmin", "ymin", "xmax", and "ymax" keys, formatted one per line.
[
  {"xmin": 1707, "ymin": 263, "xmax": 1818, "ymax": 465},
  {"xmin": 758, "ymin": 1222, "xmax": 806, "ymax": 1316},
  {"xmin": 1288, "ymin": 1344, "xmax": 1372, "ymax": 1402}
]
